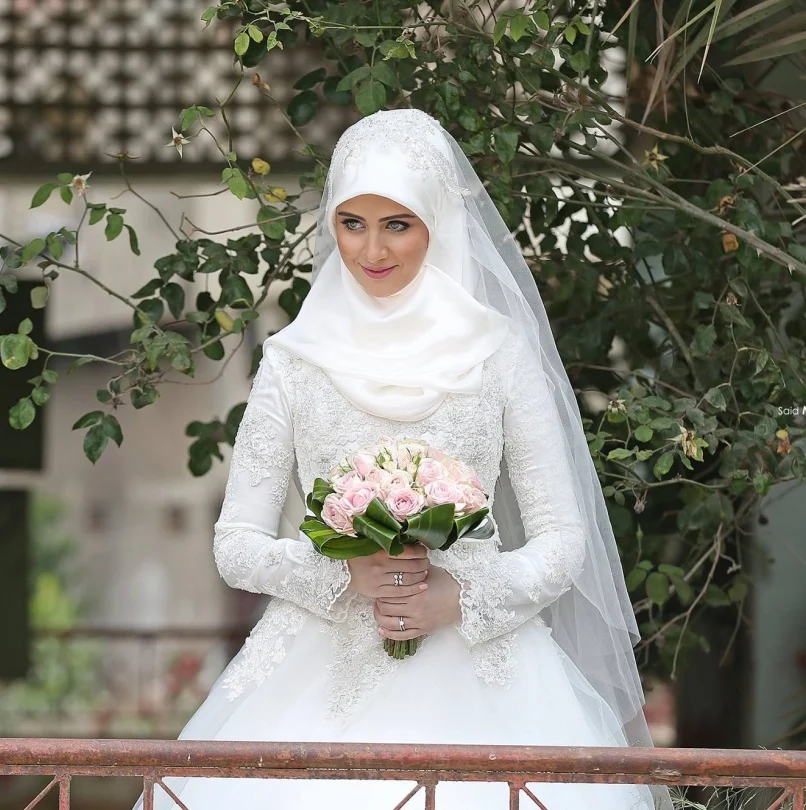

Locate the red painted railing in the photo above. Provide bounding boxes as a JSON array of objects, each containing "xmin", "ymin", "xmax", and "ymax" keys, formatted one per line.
[{"xmin": 1, "ymin": 738, "xmax": 805, "ymax": 810}]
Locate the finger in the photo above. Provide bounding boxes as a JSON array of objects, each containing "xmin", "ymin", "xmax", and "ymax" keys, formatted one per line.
[
  {"xmin": 378, "ymin": 582, "xmax": 428, "ymax": 598},
  {"xmin": 376, "ymin": 613, "xmax": 422, "ymax": 635},
  {"xmin": 378, "ymin": 558, "xmax": 430, "ymax": 574},
  {"xmin": 375, "ymin": 597, "xmax": 419, "ymax": 615},
  {"xmin": 380, "ymin": 571, "xmax": 428, "ymax": 588},
  {"xmin": 388, "ymin": 544, "xmax": 428, "ymax": 559},
  {"xmin": 378, "ymin": 626, "xmax": 423, "ymax": 641}
]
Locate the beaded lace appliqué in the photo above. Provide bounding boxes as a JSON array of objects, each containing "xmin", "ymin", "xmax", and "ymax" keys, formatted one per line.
[
  {"xmin": 220, "ymin": 335, "xmax": 580, "ymax": 706},
  {"xmin": 325, "ymin": 109, "xmax": 471, "ymax": 201}
]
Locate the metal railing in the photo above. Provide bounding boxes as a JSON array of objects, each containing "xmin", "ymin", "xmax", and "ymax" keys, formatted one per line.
[{"xmin": 1, "ymin": 738, "xmax": 805, "ymax": 810}]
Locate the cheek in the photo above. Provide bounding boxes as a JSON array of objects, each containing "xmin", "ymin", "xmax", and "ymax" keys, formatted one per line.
[{"xmin": 399, "ymin": 229, "xmax": 429, "ymax": 261}]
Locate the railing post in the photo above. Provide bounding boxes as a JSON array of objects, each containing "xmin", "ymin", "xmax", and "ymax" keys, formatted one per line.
[{"xmin": 58, "ymin": 775, "xmax": 70, "ymax": 810}]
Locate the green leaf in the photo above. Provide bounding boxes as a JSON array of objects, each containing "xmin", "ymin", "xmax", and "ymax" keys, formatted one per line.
[
  {"xmin": 202, "ymin": 339, "xmax": 225, "ymax": 361},
  {"xmin": 626, "ymin": 567, "xmax": 648, "ymax": 592},
  {"xmin": 568, "ymin": 50, "xmax": 591, "ymax": 73},
  {"xmin": 222, "ymin": 167, "xmax": 248, "ymax": 200},
  {"xmin": 132, "ymin": 279, "xmax": 162, "ymax": 299},
  {"xmin": 88, "ymin": 204, "xmax": 107, "ymax": 225},
  {"xmin": 371, "ymin": 62, "xmax": 398, "ymax": 88},
  {"xmin": 31, "ymin": 183, "xmax": 59, "ymax": 209},
  {"xmin": 18, "ymin": 318, "xmax": 33, "ymax": 335},
  {"xmin": 534, "ymin": 10, "xmax": 550, "ymax": 29},
  {"xmin": 83, "ymin": 424, "xmax": 109, "ymax": 464},
  {"xmin": 9, "ymin": 397, "xmax": 35, "ymax": 430},
  {"xmin": 222, "ymin": 274, "xmax": 254, "ymax": 308},
  {"xmin": 564, "ymin": 24, "xmax": 577, "ymax": 43},
  {"xmin": 703, "ymin": 386, "xmax": 727, "ymax": 411},
  {"xmin": 131, "ymin": 385, "xmax": 159, "ymax": 409},
  {"xmin": 22, "ymin": 238, "xmax": 46, "ymax": 263},
  {"xmin": 653, "ymin": 452, "xmax": 675, "ymax": 479},
  {"xmin": 161, "ymin": 282, "xmax": 185, "ymax": 319},
  {"xmin": 72, "ymin": 410, "xmax": 104, "ymax": 430},
  {"xmin": 634, "ymin": 425, "xmax": 653, "ymax": 442},
  {"xmin": 493, "ymin": 126, "xmax": 519, "ymax": 164},
  {"xmin": 288, "ymin": 91, "xmax": 318, "ymax": 126},
  {"xmin": 41, "ymin": 369, "xmax": 58, "ymax": 384},
  {"xmin": 355, "ymin": 80, "xmax": 386, "ymax": 115},
  {"xmin": 101, "ymin": 414, "xmax": 124, "ymax": 446},
  {"xmin": 46, "ymin": 233, "xmax": 63, "ymax": 260},
  {"xmin": 31, "ymin": 385, "xmax": 50, "ymax": 406},
  {"xmin": 607, "ymin": 447, "xmax": 634, "ymax": 460},
  {"xmin": 646, "ymin": 572, "xmax": 670, "ymax": 606},
  {"xmin": 493, "ymin": 15, "xmax": 509, "ymax": 44},
  {"xmin": 30, "ymin": 285, "xmax": 49, "ymax": 309},
  {"xmin": 336, "ymin": 66, "xmax": 371, "ymax": 91},
  {"xmin": 126, "ymin": 225, "xmax": 141, "ymax": 256},
  {"xmin": 293, "ymin": 67, "xmax": 327, "ymax": 91},
  {"xmin": 105, "ymin": 213, "xmax": 124, "ymax": 241},
  {"xmin": 1, "ymin": 333, "xmax": 33, "ymax": 370},
  {"xmin": 257, "ymin": 207, "xmax": 286, "ymax": 241},
  {"xmin": 404, "ymin": 503, "xmax": 456, "ymax": 549},
  {"xmin": 234, "ymin": 31, "xmax": 250, "ymax": 56},
  {"xmin": 509, "ymin": 13, "xmax": 530, "ymax": 41},
  {"xmin": 59, "ymin": 186, "xmax": 74, "ymax": 205},
  {"xmin": 247, "ymin": 24, "xmax": 263, "ymax": 42},
  {"xmin": 323, "ymin": 76, "xmax": 353, "ymax": 106},
  {"xmin": 725, "ymin": 29, "xmax": 806, "ymax": 66}
]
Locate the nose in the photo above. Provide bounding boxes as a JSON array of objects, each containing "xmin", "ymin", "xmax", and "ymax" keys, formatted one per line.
[{"xmin": 365, "ymin": 228, "xmax": 389, "ymax": 264}]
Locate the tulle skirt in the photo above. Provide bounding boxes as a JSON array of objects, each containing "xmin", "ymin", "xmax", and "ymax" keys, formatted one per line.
[{"xmin": 134, "ymin": 608, "xmax": 656, "ymax": 810}]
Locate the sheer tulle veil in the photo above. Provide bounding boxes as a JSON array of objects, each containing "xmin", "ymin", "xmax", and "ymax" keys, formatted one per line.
[{"xmin": 276, "ymin": 108, "xmax": 671, "ymax": 807}]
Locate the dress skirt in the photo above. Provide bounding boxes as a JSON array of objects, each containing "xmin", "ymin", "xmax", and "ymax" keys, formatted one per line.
[{"xmin": 133, "ymin": 606, "xmax": 655, "ymax": 810}]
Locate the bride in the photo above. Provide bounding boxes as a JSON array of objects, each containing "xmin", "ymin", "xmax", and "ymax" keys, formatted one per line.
[{"xmin": 134, "ymin": 108, "xmax": 673, "ymax": 810}]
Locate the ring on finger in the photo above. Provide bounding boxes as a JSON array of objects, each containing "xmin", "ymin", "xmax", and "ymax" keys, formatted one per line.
[
  {"xmin": 393, "ymin": 571, "xmax": 404, "ymax": 586},
  {"xmin": 399, "ymin": 616, "xmax": 406, "ymax": 632}
]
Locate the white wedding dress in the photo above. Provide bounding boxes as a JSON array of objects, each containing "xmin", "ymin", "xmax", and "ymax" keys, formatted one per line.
[{"xmin": 134, "ymin": 332, "xmax": 655, "ymax": 810}]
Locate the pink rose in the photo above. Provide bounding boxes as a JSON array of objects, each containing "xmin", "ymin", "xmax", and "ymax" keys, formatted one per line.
[
  {"xmin": 460, "ymin": 484, "xmax": 488, "ymax": 513},
  {"xmin": 388, "ymin": 469, "xmax": 414, "ymax": 490},
  {"xmin": 424, "ymin": 479, "xmax": 463, "ymax": 508},
  {"xmin": 447, "ymin": 460, "xmax": 474, "ymax": 485},
  {"xmin": 321, "ymin": 493, "xmax": 355, "ymax": 535},
  {"xmin": 352, "ymin": 452, "xmax": 378, "ymax": 477},
  {"xmin": 365, "ymin": 466, "xmax": 393, "ymax": 493},
  {"xmin": 426, "ymin": 446, "xmax": 448, "ymax": 462},
  {"xmin": 331, "ymin": 469, "xmax": 363, "ymax": 494},
  {"xmin": 385, "ymin": 487, "xmax": 425, "ymax": 521},
  {"xmin": 415, "ymin": 458, "xmax": 445, "ymax": 486},
  {"xmin": 339, "ymin": 481, "xmax": 380, "ymax": 515}
]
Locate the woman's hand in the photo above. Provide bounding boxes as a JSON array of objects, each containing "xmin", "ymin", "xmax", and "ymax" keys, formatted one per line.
[
  {"xmin": 346, "ymin": 543, "xmax": 431, "ymax": 599},
  {"xmin": 373, "ymin": 565, "xmax": 462, "ymax": 640}
]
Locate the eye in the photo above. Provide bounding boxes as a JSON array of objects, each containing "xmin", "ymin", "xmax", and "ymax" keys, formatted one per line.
[
  {"xmin": 387, "ymin": 220, "xmax": 410, "ymax": 232},
  {"xmin": 341, "ymin": 218, "xmax": 364, "ymax": 231}
]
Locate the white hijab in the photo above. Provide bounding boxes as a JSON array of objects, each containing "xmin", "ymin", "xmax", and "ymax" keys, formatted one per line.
[{"xmin": 268, "ymin": 123, "xmax": 510, "ymax": 421}]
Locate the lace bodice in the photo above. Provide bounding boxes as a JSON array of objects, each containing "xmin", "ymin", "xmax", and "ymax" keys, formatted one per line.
[{"xmin": 213, "ymin": 331, "xmax": 586, "ymax": 727}]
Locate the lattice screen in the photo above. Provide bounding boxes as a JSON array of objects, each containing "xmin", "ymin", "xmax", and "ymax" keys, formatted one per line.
[{"xmin": 0, "ymin": 0, "xmax": 349, "ymax": 171}]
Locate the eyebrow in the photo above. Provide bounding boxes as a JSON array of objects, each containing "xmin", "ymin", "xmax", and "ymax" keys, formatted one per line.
[{"xmin": 336, "ymin": 211, "xmax": 418, "ymax": 222}]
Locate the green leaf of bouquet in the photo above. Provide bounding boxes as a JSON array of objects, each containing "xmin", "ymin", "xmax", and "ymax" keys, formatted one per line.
[
  {"xmin": 364, "ymin": 498, "xmax": 403, "ymax": 533},
  {"xmin": 455, "ymin": 507, "xmax": 492, "ymax": 540},
  {"xmin": 405, "ymin": 503, "xmax": 455, "ymax": 549},
  {"xmin": 301, "ymin": 519, "xmax": 378, "ymax": 559},
  {"xmin": 352, "ymin": 515, "xmax": 400, "ymax": 554},
  {"xmin": 310, "ymin": 477, "xmax": 335, "ymax": 503}
]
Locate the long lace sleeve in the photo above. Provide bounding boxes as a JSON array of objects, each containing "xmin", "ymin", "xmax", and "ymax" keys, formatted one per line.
[
  {"xmin": 213, "ymin": 344, "xmax": 358, "ymax": 622},
  {"xmin": 445, "ymin": 338, "xmax": 587, "ymax": 646}
]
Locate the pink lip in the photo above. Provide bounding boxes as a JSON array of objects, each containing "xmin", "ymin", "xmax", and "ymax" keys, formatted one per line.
[{"xmin": 360, "ymin": 263, "xmax": 396, "ymax": 279}]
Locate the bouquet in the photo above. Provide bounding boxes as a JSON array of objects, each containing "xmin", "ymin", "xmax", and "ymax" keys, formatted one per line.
[{"xmin": 300, "ymin": 437, "xmax": 491, "ymax": 659}]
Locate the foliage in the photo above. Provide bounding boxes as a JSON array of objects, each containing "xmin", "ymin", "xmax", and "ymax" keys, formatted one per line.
[
  {"xmin": 0, "ymin": 496, "xmax": 104, "ymax": 730},
  {"xmin": 1, "ymin": 0, "xmax": 805, "ymax": 683}
]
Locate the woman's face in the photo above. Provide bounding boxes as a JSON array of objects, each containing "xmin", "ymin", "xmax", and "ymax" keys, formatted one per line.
[{"xmin": 334, "ymin": 194, "xmax": 430, "ymax": 297}]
